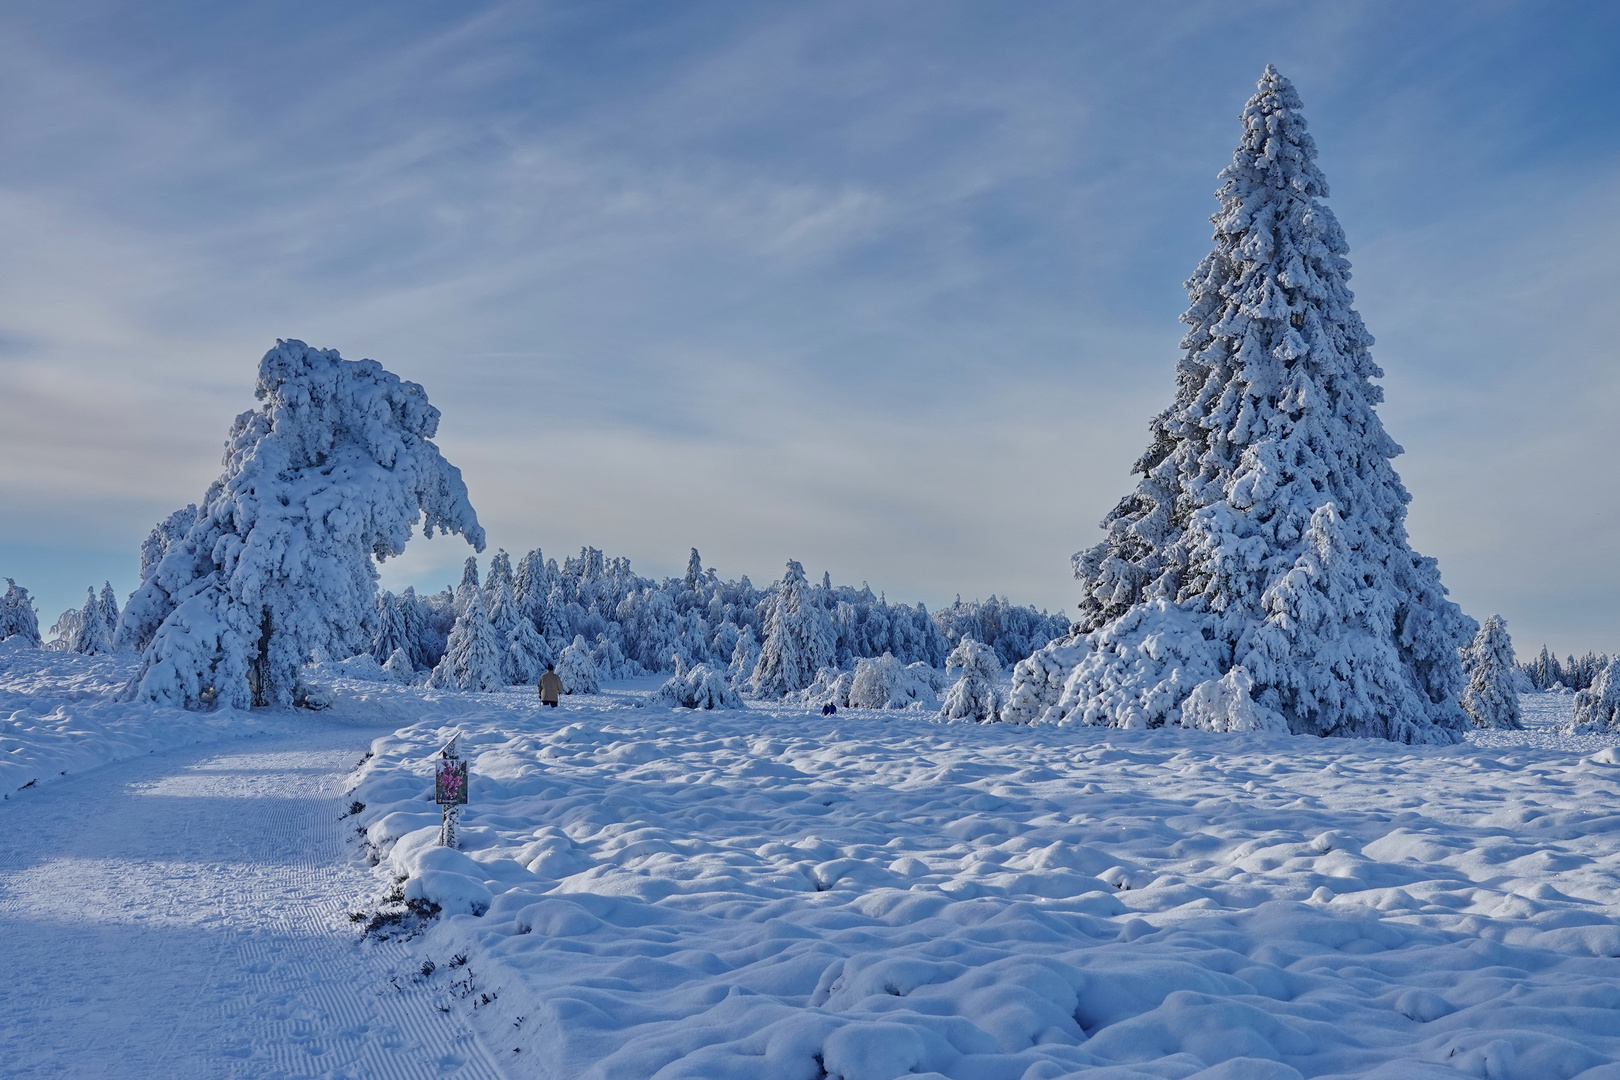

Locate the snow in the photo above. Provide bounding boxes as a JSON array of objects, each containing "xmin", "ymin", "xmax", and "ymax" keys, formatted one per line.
[
  {"xmin": 13, "ymin": 634, "xmax": 1620, "ymax": 1079},
  {"xmin": 0, "ymin": 725, "xmax": 505, "ymax": 1079},
  {"xmin": 0, "ymin": 640, "xmax": 261, "ymax": 796},
  {"xmin": 337, "ymin": 685, "xmax": 1620, "ymax": 1079}
]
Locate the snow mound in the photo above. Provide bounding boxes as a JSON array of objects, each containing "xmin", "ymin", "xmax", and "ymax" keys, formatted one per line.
[
  {"xmin": 1, "ymin": 646, "xmax": 265, "ymax": 797},
  {"xmin": 346, "ymin": 686, "xmax": 1620, "ymax": 1078},
  {"xmin": 657, "ymin": 664, "xmax": 744, "ymax": 710}
]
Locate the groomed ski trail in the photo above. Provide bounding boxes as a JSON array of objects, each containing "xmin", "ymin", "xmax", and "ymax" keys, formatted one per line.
[{"xmin": 0, "ymin": 728, "xmax": 506, "ymax": 1080}]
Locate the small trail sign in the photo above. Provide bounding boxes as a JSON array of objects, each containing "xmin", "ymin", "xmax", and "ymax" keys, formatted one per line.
[
  {"xmin": 435, "ymin": 760, "xmax": 468, "ymax": 805},
  {"xmin": 437, "ymin": 731, "xmax": 466, "ymax": 848}
]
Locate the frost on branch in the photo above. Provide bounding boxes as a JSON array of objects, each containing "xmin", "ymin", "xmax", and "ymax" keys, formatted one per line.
[
  {"xmin": 1460, "ymin": 615, "xmax": 1523, "ymax": 730},
  {"xmin": 1010, "ymin": 67, "xmax": 1474, "ymax": 743},
  {"xmin": 126, "ymin": 340, "xmax": 485, "ymax": 709}
]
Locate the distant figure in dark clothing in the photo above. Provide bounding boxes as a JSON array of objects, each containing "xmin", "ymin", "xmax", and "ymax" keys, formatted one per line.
[
  {"xmin": 821, "ymin": 703, "xmax": 837, "ymax": 716},
  {"xmin": 539, "ymin": 664, "xmax": 563, "ymax": 707}
]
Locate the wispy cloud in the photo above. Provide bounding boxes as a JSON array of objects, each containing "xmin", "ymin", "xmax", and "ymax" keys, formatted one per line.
[{"xmin": 2, "ymin": 0, "xmax": 1617, "ymax": 653}]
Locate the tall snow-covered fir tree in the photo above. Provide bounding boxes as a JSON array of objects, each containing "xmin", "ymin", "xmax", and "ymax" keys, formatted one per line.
[
  {"xmin": 429, "ymin": 590, "xmax": 505, "ymax": 692},
  {"xmin": 455, "ymin": 557, "xmax": 481, "ymax": 616},
  {"xmin": 69, "ymin": 587, "xmax": 114, "ymax": 655},
  {"xmin": 126, "ymin": 340, "xmax": 485, "ymax": 709},
  {"xmin": 97, "ymin": 583, "xmax": 120, "ymax": 648},
  {"xmin": 1005, "ymin": 66, "xmax": 1475, "ymax": 743},
  {"xmin": 1, "ymin": 579, "xmax": 41, "ymax": 646},
  {"xmin": 728, "ymin": 624, "xmax": 760, "ymax": 690},
  {"xmin": 1460, "ymin": 615, "xmax": 1522, "ymax": 730},
  {"xmin": 749, "ymin": 560, "xmax": 835, "ymax": 698},
  {"xmin": 482, "ymin": 549, "xmax": 514, "ymax": 610},
  {"xmin": 505, "ymin": 615, "xmax": 553, "ymax": 685}
]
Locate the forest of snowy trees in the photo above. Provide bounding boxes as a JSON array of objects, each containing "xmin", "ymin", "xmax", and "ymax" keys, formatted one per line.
[
  {"xmin": 353, "ymin": 547, "xmax": 1068, "ymax": 697},
  {"xmin": 3, "ymin": 545, "xmax": 1068, "ymax": 706},
  {"xmin": 1, "ymin": 70, "xmax": 1613, "ymax": 740},
  {"xmin": 1517, "ymin": 646, "xmax": 1611, "ymax": 692}
]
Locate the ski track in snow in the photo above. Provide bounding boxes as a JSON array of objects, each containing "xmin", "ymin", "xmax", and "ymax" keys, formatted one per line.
[{"xmin": 0, "ymin": 729, "xmax": 506, "ymax": 1080}]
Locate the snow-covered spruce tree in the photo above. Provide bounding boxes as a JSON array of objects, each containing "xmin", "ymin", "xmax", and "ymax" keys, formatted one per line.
[
  {"xmin": 1, "ymin": 578, "xmax": 41, "ymax": 646},
  {"xmin": 749, "ymin": 560, "xmax": 835, "ymax": 698},
  {"xmin": 371, "ymin": 592, "xmax": 411, "ymax": 662},
  {"xmin": 454, "ymin": 557, "xmax": 481, "ymax": 616},
  {"xmin": 118, "ymin": 505, "xmax": 200, "ymax": 651},
  {"xmin": 505, "ymin": 613, "xmax": 552, "ymax": 686},
  {"xmin": 97, "ymin": 583, "xmax": 120, "ymax": 649},
  {"xmin": 1571, "ymin": 658, "xmax": 1620, "ymax": 733},
  {"xmin": 69, "ymin": 587, "xmax": 113, "ymax": 655},
  {"xmin": 540, "ymin": 582, "xmax": 571, "ymax": 651},
  {"xmin": 658, "ymin": 664, "xmax": 744, "ymax": 710},
  {"xmin": 1459, "ymin": 615, "xmax": 1523, "ymax": 730},
  {"xmin": 556, "ymin": 634, "xmax": 600, "ymax": 694},
  {"xmin": 127, "ymin": 340, "xmax": 485, "ymax": 709},
  {"xmin": 729, "ymin": 624, "xmax": 760, "ymax": 690},
  {"xmin": 939, "ymin": 638, "xmax": 1002, "ymax": 723},
  {"xmin": 429, "ymin": 590, "xmax": 505, "ymax": 692},
  {"xmin": 1007, "ymin": 67, "xmax": 1474, "ymax": 743},
  {"xmin": 512, "ymin": 548, "xmax": 550, "ymax": 634},
  {"xmin": 483, "ymin": 549, "xmax": 514, "ymax": 610},
  {"xmin": 383, "ymin": 646, "xmax": 414, "ymax": 683}
]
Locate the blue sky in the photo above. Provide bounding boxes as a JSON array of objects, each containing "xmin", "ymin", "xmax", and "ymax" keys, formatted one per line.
[{"xmin": 1, "ymin": 1, "xmax": 1617, "ymax": 657}]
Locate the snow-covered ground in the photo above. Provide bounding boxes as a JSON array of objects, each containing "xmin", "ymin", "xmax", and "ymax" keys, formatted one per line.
[
  {"xmin": 0, "ymin": 726, "xmax": 509, "ymax": 1079},
  {"xmin": 10, "ymin": 641, "xmax": 1620, "ymax": 1080},
  {"xmin": 0, "ymin": 639, "xmax": 269, "ymax": 797},
  {"xmin": 350, "ymin": 687, "xmax": 1620, "ymax": 1080}
]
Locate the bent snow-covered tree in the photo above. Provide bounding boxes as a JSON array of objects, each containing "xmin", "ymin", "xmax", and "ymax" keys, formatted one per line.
[
  {"xmin": 1006, "ymin": 66, "xmax": 1474, "ymax": 743},
  {"xmin": 1460, "ymin": 615, "xmax": 1523, "ymax": 730},
  {"xmin": 939, "ymin": 638, "xmax": 1002, "ymax": 723},
  {"xmin": 127, "ymin": 340, "xmax": 485, "ymax": 709}
]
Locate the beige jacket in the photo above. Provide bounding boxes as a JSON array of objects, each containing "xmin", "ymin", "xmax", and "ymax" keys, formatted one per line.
[{"xmin": 539, "ymin": 671, "xmax": 564, "ymax": 703}]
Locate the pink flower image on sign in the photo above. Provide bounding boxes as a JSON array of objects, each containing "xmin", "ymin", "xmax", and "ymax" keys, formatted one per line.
[{"xmin": 435, "ymin": 760, "xmax": 468, "ymax": 805}]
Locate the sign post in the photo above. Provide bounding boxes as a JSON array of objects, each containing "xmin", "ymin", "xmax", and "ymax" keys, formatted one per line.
[{"xmin": 435, "ymin": 731, "xmax": 468, "ymax": 848}]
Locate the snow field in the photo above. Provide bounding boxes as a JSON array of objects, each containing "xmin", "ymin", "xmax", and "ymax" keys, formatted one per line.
[
  {"xmin": 350, "ymin": 688, "xmax": 1620, "ymax": 1079},
  {"xmin": 0, "ymin": 641, "xmax": 263, "ymax": 797}
]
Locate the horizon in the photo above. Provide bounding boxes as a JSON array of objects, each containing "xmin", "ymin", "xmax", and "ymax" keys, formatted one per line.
[{"xmin": 2, "ymin": 1, "xmax": 1617, "ymax": 658}]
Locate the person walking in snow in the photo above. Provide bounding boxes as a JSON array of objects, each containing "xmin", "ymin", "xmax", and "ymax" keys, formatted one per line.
[{"xmin": 539, "ymin": 664, "xmax": 563, "ymax": 708}]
